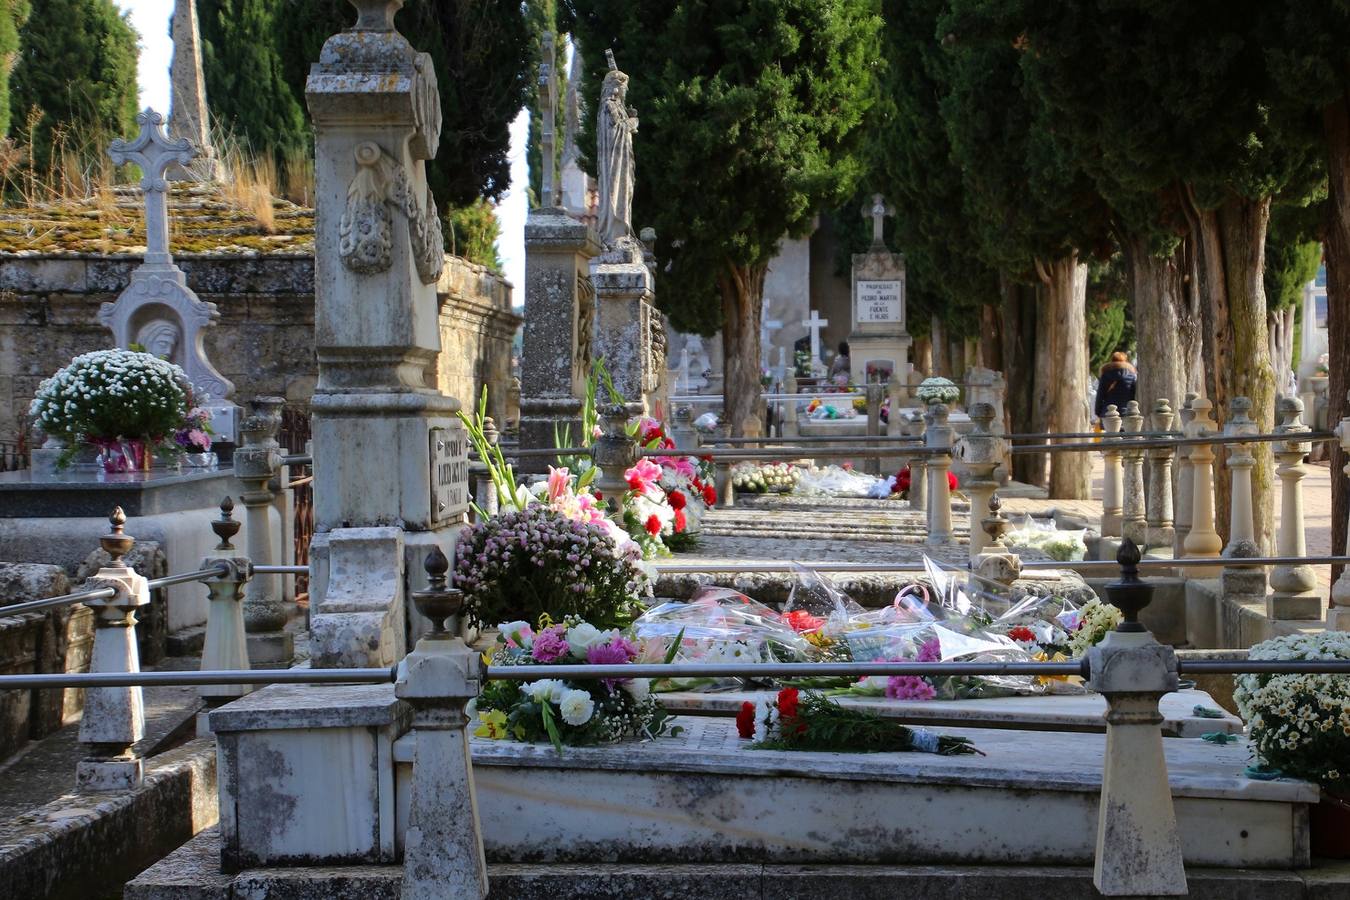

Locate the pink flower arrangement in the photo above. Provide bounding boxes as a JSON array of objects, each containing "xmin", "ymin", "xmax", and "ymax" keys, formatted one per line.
[
  {"xmin": 624, "ymin": 458, "xmax": 663, "ymax": 492},
  {"xmin": 531, "ymin": 624, "xmax": 571, "ymax": 663}
]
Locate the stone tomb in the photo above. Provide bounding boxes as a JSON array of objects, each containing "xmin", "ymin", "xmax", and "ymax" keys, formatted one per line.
[
  {"xmin": 204, "ymin": 683, "xmax": 1312, "ymax": 876},
  {"xmin": 847, "ymin": 195, "xmax": 911, "ymax": 385}
]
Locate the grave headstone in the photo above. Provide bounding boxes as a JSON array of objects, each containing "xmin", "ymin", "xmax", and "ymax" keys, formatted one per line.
[{"xmin": 848, "ymin": 193, "xmax": 911, "ymax": 385}]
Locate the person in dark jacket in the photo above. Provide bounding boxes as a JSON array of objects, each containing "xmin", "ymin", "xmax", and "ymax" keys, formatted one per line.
[{"xmin": 1094, "ymin": 352, "xmax": 1137, "ymax": 421}]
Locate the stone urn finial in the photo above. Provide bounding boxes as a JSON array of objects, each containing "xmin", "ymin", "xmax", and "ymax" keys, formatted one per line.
[
  {"xmin": 1105, "ymin": 538, "xmax": 1152, "ymax": 633},
  {"xmin": 100, "ymin": 507, "xmax": 135, "ymax": 565},
  {"xmin": 212, "ymin": 496, "xmax": 241, "ymax": 551},
  {"xmin": 411, "ymin": 546, "xmax": 461, "ymax": 636},
  {"xmin": 981, "ymin": 493, "xmax": 1010, "ymax": 547},
  {"xmin": 348, "ymin": 0, "xmax": 403, "ymax": 31}
]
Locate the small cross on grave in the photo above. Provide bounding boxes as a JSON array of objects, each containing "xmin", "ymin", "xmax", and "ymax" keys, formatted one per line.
[
  {"xmin": 864, "ymin": 192, "xmax": 894, "ymax": 248},
  {"xmin": 801, "ymin": 309, "xmax": 829, "ymax": 365},
  {"xmin": 109, "ymin": 108, "xmax": 195, "ymax": 265}
]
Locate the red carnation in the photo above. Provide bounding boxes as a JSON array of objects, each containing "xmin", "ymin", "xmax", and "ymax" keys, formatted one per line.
[
  {"xmin": 626, "ymin": 472, "xmax": 645, "ymax": 491},
  {"xmin": 674, "ymin": 508, "xmax": 687, "ymax": 533},
  {"xmin": 777, "ymin": 687, "xmax": 800, "ymax": 723},
  {"xmin": 735, "ymin": 701, "xmax": 756, "ymax": 739},
  {"xmin": 783, "ymin": 609, "xmax": 825, "ymax": 633},
  {"xmin": 702, "ymin": 484, "xmax": 717, "ymax": 506},
  {"xmin": 948, "ymin": 471, "xmax": 959, "ymax": 491},
  {"xmin": 645, "ymin": 514, "xmax": 662, "ymax": 536},
  {"xmin": 668, "ymin": 490, "xmax": 687, "ymax": 510},
  {"xmin": 1007, "ymin": 625, "xmax": 1036, "ymax": 644},
  {"xmin": 894, "ymin": 466, "xmax": 911, "ymax": 492}
]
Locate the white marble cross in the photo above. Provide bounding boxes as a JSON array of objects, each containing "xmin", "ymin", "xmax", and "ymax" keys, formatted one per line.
[
  {"xmin": 109, "ymin": 108, "xmax": 194, "ymax": 265},
  {"xmin": 801, "ymin": 310, "xmax": 828, "ymax": 364},
  {"xmin": 864, "ymin": 192, "xmax": 894, "ymax": 247}
]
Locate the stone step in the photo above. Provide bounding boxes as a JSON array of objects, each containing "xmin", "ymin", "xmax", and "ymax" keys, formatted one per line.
[{"xmin": 128, "ymin": 828, "xmax": 1350, "ymax": 900}]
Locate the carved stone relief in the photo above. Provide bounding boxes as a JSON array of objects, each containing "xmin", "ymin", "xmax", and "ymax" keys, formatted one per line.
[{"xmin": 338, "ymin": 141, "xmax": 445, "ymax": 284}]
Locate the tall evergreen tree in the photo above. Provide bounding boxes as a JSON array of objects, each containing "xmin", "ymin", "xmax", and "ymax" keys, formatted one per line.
[
  {"xmin": 9, "ymin": 0, "xmax": 136, "ymax": 169},
  {"xmin": 564, "ymin": 0, "xmax": 881, "ymax": 436},
  {"xmin": 0, "ymin": 0, "xmax": 31, "ymax": 136}
]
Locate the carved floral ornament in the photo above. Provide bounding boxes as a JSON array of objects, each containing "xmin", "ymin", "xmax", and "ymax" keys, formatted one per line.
[{"xmin": 338, "ymin": 141, "xmax": 445, "ymax": 284}]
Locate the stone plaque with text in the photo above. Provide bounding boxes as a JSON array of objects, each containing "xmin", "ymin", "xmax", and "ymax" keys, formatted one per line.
[
  {"xmin": 855, "ymin": 279, "xmax": 904, "ymax": 326},
  {"xmin": 429, "ymin": 424, "xmax": 469, "ymax": 524}
]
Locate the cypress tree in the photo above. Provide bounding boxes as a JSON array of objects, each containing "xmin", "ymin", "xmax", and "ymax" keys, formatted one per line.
[
  {"xmin": 0, "ymin": 0, "xmax": 31, "ymax": 136},
  {"xmin": 9, "ymin": 0, "xmax": 137, "ymax": 170}
]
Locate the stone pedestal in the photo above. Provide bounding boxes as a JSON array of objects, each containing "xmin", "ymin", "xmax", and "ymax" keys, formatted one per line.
[
  {"xmin": 519, "ymin": 209, "xmax": 601, "ymax": 471},
  {"xmin": 1100, "ymin": 406, "xmax": 1124, "ymax": 538},
  {"xmin": 591, "ymin": 246, "xmax": 663, "ymax": 411},
  {"xmin": 1223, "ymin": 397, "xmax": 1259, "ymax": 556},
  {"xmin": 924, "ymin": 404, "xmax": 954, "ymax": 545},
  {"xmin": 235, "ymin": 396, "xmax": 292, "ymax": 666},
  {"xmin": 1182, "ymin": 398, "xmax": 1222, "ymax": 577},
  {"xmin": 955, "ymin": 403, "xmax": 1002, "ymax": 557},
  {"xmin": 1121, "ymin": 402, "xmax": 1146, "ymax": 546},
  {"xmin": 1145, "ymin": 399, "xmax": 1175, "ymax": 551},
  {"xmin": 1269, "ymin": 398, "xmax": 1318, "ymax": 620},
  {"xmin": 1172, "ymin": 393, "xmax": 1198, "ymax": 557},
  {"xmin": 964, "ymin": 367, "xmax": 1007, "ymax": 483}
]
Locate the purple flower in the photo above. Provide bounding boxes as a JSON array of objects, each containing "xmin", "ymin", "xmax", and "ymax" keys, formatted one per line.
[
  {"xmin": 886, "ymin": 675, "xmax": 936, "ymax": 701},
  {"xmin": 586, "ymin": 639, "xmax": 635, "ymax": 689},
  {"xmin": 531, "ymin": 625, "xmax": 570, "ymax": 663},
  {"xmin": 917, "ymin": 637, "xmax": 942, "ymax": 663}
]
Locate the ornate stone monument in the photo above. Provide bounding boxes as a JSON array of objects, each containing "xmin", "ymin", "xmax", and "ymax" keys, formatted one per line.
[
  {"xmin": 520, "ymin": 32, "xmax": 603, "ymax": 468},
  {"xmin": 99, "ymin": 109, "xmax": 237, "ymax": 438},
  {"xmin": 304, "ymin": 0, "xmax": 468, "ymax": 666},
  {"xmin": 848, "ymin": 194, "xmax": 911, "ymax": 385}
]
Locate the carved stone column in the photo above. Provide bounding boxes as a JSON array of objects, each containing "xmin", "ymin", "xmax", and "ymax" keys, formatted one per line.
[
  {"xmin": 924, "ymin": 403, "xmax": 954, "ymax": 545},
  {"xmin": 956, "ymin": 403, "xmax": 1002, "ymax": 557},
  {"xmin": 1172, "ymin": 393, "xmax": 1198, "ymax": 557},
  {"xmin": 1100, "ymin": 404, "xmax": 1124, "ymax": 538},
  {"xmin": 199, "ymin": 498, "xmax": 252, "ymax": 714},
  {"xmin": 1121, "ymin": 401, "xmax": 1147, "ymax": 546},
  {"xmin": 1223, "ymin": 397, "xmax": 1260, "ymax": 555},
  {"xmin": 1182, "ymin": 398, "xmax": 1222, "ymax": 576},
  {"xmin": 1269, "ymin": 397, "xmax": 1318, "ymax": 619},
  {"xmin": 234, "ymin": 396, "xmax": 291, "ymax": 666},
  {"xmin": 903, "ymin": 410, "xmax": 926, "ymax": 512},
  {"xmin": 1145, "ymin": 398, "xmax": 1175, "ymax": 551}
]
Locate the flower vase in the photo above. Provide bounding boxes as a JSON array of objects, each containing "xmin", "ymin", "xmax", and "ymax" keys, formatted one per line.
[
  {"xmin": 1311, "ymin": 794, "xmax": 1350, "ymax": 858},
  {"xmin": 184, "ymin": 451, "xmax": 218, "ymax": 468}
]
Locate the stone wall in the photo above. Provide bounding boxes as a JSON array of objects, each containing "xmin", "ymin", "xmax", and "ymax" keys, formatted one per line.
[{"xmin": 0, "ymin": 252, "xmax": 519, "ymax": 441}]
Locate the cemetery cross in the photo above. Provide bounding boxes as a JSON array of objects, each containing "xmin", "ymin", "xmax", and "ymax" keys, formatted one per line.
[
  {"xmin": 108, "ymin": 109, "xmax": 195, "ymax": 266},
  {"xmin": 864, "ymin": 192, "xmax": 894, "ymax": 248},
  {"xmin": 538, "ymin": 32, "xmax": 559, "ymax": 209},
  {"xmin": 801, "ymin": 310, "xmax": 828, "ymax": 368}
]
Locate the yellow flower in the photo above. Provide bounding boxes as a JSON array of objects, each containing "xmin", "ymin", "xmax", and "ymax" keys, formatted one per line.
[
  {"xmin": 473, "ymin": 709, "xmax": 509, "ymax": 740},
  {"xmin": 1034, "ymin": 651, "xmax": 1075, "ymax": 686}
]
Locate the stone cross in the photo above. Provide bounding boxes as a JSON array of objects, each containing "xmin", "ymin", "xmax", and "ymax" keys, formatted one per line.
[
  {"xmin": 109, "ymin": 109, "xmax": 194, "ymax": 265},
  {"xmin": 801, "ymin": 310, "xmax": 828, "ymax": 365},
  {"xmin": 760, "ymin": 316, "xmax": 782, "ymax": 368},
  {"xmin": 537, "ymin": 31, "xmax": 559, "ymax": 208},
  {"xmin": 168, "ymin": 0, "xmax": 220, "ymax": 180},
  {"xmin": 864, "ymin": 192, "xmax": 893, "ymax": 247}
]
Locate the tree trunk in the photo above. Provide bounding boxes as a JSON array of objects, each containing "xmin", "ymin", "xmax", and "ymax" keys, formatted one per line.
[
  {"xmin": 1324, "ymin": 91, "xmax": 1350, "ymax": 586},
  {"xmin": 930, "ymin": 314, "xmax": 949, "ymax": 376},
  {"xmin": 718, "ymin": 261, "xmax": 768, "ymax": 438},
  {"xmin": 1124, "ymin": 235, "xmax": 1199, "ymax": 414},
  {"xmin": 1000, "ymin": 271, "xmax": 1040, "ymax": 485},
  {"xmin": 913, "ymin": 337, "xmax": 932, "ymax": 377},
  {"xmin": 1267, "ymin": 306, "xmax": 1296, "ymax": 393},
  {"xmin": 1188, "ymin": 191, "xmax": 1277, "ymax": 552},
  {"xmin": 980, "ymin": 303, "xmax": 1003, "ymax": 371},
  {"xmin": 1034, "ymin": 255, "xmax": 1092, "ymax": 499}
]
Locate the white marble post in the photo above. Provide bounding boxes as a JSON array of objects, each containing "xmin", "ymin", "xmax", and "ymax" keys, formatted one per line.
[
  {"xmin": 1269, "ymin": 397, "xmax": 1318, "ymax": 619},
  {"xmin": 1332, "ymin": 395, "xmax": 1350, "ymax": 631},
  {"xmin": 904, "ymin": 410, "xmax": 927, "ymax": 512},
  {"xmin": 1223, "ymin": 397, "xmax": 1259, "ymax": 555},
  {"xmin": 77, "ymin": 509, "xmax": 150, "ymax": 791},
  {"xmin": 1145, "ymin": 398, "xmax": 1176, "ymax": 551},
  {"xmin": 1182, "ymin": 398, "xmax": 1222, "ymax": 576},
  {"xmin": 1121, "ymin": 401, "xmax": 1147, "ymax": 546},
  {"xmin": 956, "ymin": 403, "xmax": 1002, "ymax": 557},
  {"xmin": 199, "ymin": 498, "xmax": 252, "ymax": 713},
  {"xmin": 1172, "ymin": 393, "xmax": 1198, "ymax": 558},
  {"xmin": 925, "ymin": 403, "xmax": 954, "ymax": 545},
  {"xmin": 235, "ymin": 396, "xmax": 291, "ymax": 666},
  {"xmin": 782, "ymin": 370, "xmax": 799, "ymax": 439},
  {"xmin": 1100, "ymin": 405, "xmax": 1124, "ymax": 538}
]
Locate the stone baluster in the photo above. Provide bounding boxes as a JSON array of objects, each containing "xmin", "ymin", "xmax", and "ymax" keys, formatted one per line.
[
  {"xmin": 972, "ymin": 493, "xmax": 1023, "ymax": 600},
  {"xmin": 1121, "ymin": 401, "xmax": 1147, "ymax": 546},
  {"xmin": 957, "ymin": 403, "xmax": 1001, "ymax": 556},
  {"xmin": 1145, "ymin": 398, "xmax": 1175, "ymax": 551},
  {"xmin": 199, "ymin": 498, "xmax": 253, "ymax": 718},
  {"xmin": 476, "ymin": 417, "xmax": 500, "ymax": 519},
  {"xmin": 1088, "ymin": 539, "xmax": 1186, "ymax": 897},
  {"xmin": 924, "ymin": 403, "xmax": 955, "ymax": 545},
  {"xmin": 715, "ymin": 460, "xmax": 735, "ymax": 509},
  {"xmin": 1172, "ymin": 393, "xmax": 1198, "ymax": 557},
  {"xmin": 234, "ymin": 396, "xmax": 292, "ymax": 666},
  {"xmin": 1331, "ymin": 394, "xmax": 1350, "ymax": 631},
  {"xmin": 591, "ymin": 403, "xmax": 639, "ymax": 511},
  {"xmin": 77, "ymin": 508, "xmax": 150, "ymax": 791},
  {"xmin": 782, "ymin": 371, "xmax": 800, "ymax": 440},
  {"xmin": 864, "ymin": 382, "xmax": 884, "ymax": 476},
  {"xmin": 1223, "ymin": 397, "xmax": 1259, "ymax": 556},
  {"xmin": 1182, "ymin": 398, "xmax": 1222, "ymax": 575},
  {"xmin": 886, "ymin": 374, "xmax": 904, "ymax": 437},
  {"xmin": 398, "ymin": 549, "xmax": 489, "ymax": 900},
  {"xmin": 904, "ymin": 410, "xmax": 926, "ymax": 512},
  {"xmin": 1100, "ymin": 405, "xmax": 1124, "ymax": 539},
  {"xmin": 1268, "ymin": 397, "xmax": 1318, "ymax": 619}
]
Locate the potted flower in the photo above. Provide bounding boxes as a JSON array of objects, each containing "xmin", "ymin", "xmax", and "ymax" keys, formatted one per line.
[
  {"xmin": 174, "ymin": 407, "xmax": 216, "ymax": 467},
  {"xmin": 29, "ymin": 349, "xmax": 200, "ymax": 473},
  {"xmin": 915, "ymin": 376, "xmax": 961, "ymax": 406},
  {"xmin": 1234, "ymin": 632, "xmax": 1350, "ymax": 858}
]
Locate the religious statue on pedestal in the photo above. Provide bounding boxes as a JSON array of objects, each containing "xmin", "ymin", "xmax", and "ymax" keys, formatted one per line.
[{"xmin": 597, "ymin": 49, "xmax": 638, "ymax": 250}]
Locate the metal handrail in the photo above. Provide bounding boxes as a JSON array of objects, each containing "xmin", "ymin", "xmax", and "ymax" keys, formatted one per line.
[
  {"xmin": 643, "ymin": 445, "xmax": 948, "ymax": 460},
  {"xmin": 282, "ymin": 454, "xmax": 313, "ymax": 466},
  {"xmin": 252, "ymin": 564, "xmax": 309, "ymax": 575},
  {"xmin": 651, "ymin": 554, "xmax": 1350, "ymax": 574},
  {"xmin": 707, "ymin": 435, "xmax": 925, "ymax": 445},
  {"xmin": 1011, "ymin": 430, "xmax": 1338, "ymax": 453},
  {"xmin": 146, "ymin": 565, "xmax": 230, "ymax": 590},
  {"xmin": 0, "ymin": 667, "xmax": 395, "ymax": 689},
  {"xmin": 0, "ymin": 563, "xmax": 231, "ymax": 616}
]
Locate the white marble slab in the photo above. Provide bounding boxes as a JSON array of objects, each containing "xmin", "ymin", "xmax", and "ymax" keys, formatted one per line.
[{"xmin": 654, "ymin": 687, "xmax": 1244, "ymax": 739}]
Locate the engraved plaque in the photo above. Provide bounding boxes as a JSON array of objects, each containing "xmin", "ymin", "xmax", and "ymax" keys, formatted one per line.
[
  {"xmin": 429, "ymin": 424, "xmax": 469, "ymax": 524},
  {"xmin": 855, "ymin": 279, "xmax": 904, "ymax": 325}
]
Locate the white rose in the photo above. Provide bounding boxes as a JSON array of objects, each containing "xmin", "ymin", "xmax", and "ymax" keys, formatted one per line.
[
  {"xmin": 566, "ymin": 623, "xmax": 606, "ymax": 652},
  {"xmin": 622, "ymin": 678, "xmax": 651, "ymax": 702},
  {"xmin": 497, "ymin": 621, "xmax": 533, "ymax": 647},
  {"xmin": 525, "ymin": 679, "xmax": 567, "ymax": 703},
  {"xmin": 559, "ymin": 689, "xmax": 595, "ymax": 726}
]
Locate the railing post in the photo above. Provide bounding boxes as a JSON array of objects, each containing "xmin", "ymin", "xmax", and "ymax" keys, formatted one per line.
[
  {"xmin": 1172, "ymin": 393, "xmax": 1198, "ymax": 557},
  {"xmin": 235, "ymin": 396, "xmax": 292, "ymax": 666},
  {"xmin": 478, "ymin": 417, "xmax": 500, "ymax": 518},
  {"xmin": 1329, "ymin": 393, "xmax": 1350, "ymax": 630},
  {"xmin": 199, "ymin": 498, "xmax": 253, "ymax": 716},
  {"xmin": 1088, "ymin": 539, "xmax": 1186, "ymax": 896},
  {"xmin": 904, "ymin": 410, "xmax": 927, "ymax": 512},
  {"xmin": 1121, "ymin": 401, "xmax": 1147, "ymax": 546},
  {"xmin": 1223, "ymin": 396, "xmax": 1259, "ymax": 555},
  {"xmin": 398, "ymin": 549, "xmax": 489, "ymax": 900},
  {"xmin": 592, "ymin": 403, "xmax": 638, "ymax": 511},
  {"xmin": 1269, "ymin": 397, "xmax": 1318, "ymax": 619},
  {"xmin": 1182, "ymin": 398, "xmax": 1222, "ymax": 575},
  {"xmin": 924, "ymin": 403, "xmax": 954, "ymax": 545},
  {"xmin": 77, "ymin": 508, "xmax": 149, "ymax": 791},
  {"xmin": 782, "ymin": 372, "xmax": 799, "ymax": 440},
  {"xmin": 715, "ymin": 459, "xmax": 735, "ymax": 509},
  {"xmin": 957, "ymin": 403, "xmax": 1001, "ymax": 557},
  {"xmin": 1145, "ymin": 398, "xmax": 1176, "ymax": 551},
  {"xmin": 886, "ymin": 374, "xmax": 904, "ymax": 437},
  {"xmin": 1100, "ymin": 404, "xmax": 1123, "ymax": 539},
  {"xmin": 972, "ymin": 493, "xmax": 1022, "ymax": 600},
  {"xmin": 864, "ymin": 382, "xmax": 883, "ymax": 476}
]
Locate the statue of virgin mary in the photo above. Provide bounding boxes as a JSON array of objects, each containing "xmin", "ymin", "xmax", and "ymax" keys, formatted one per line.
[{"xmin": 596, "ymin": 51, "xmax": 637, "ymax": 248}]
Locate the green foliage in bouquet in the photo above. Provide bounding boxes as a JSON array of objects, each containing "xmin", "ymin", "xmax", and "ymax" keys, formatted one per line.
[{"xmin": 742, "ymin": 688, "xmax": 981, "ymax": 756}]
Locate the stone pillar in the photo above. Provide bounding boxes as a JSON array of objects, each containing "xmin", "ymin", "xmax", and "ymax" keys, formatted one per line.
[
  {"xmin": 1183, "ymin": 398, "xmax": 1222, "ymax": 575},
  {"xmin": 1268, "ymin": 397, "xmax": 1318, "ymax": 619},
  {"xmin": 519, "ymin": 208, "xmax": 601, "ymax": 471},
  {"xmin": 925, "ymin": 403, "xmax": 954, "ymax": 545},
  {"xmin": 1223, "ymin": 397, "xmax": 1259, "ymax": 555},
  {"xmin": 591, "ymin": 244, "xmax": 663, "ymax": 413},
  {"xmin": 782, "ymin": 371, "xmax": 800, "ymax": 440},
  {"xmin": 591, "ymin": 403, "xmax": 638, "ymax": 512},
  {"xmin": 864, "ymin": 382, "xmax": 884, "ymax": 476},
  {"xmin": 886, "ymin": 375, "xmax": 904, "ymax": 437},
  {"xmin": 956, "ymin": 403, "xmax": 1001, "ymax": 557},
  {"xmin": 1172, "ymin": 393, "xmax": 1198, "ymax": 557},
  {"xmin": 305, "ymin": 0, "xmax": 467, "ymax": 667},
  {"xmin": 904, "ymin": 410, "xmax": 927, "ymax": 512},
  {"xmin": 77, "ymin": 509, "xmax": 150, "ymax": 791},
  {"xmin": 1331, "ymin": 396, "xmax": 1350, "ymax": 631},
  {"xmin": 1087, "ymin": 542, "xmax": 1186, "ymax": 897},
  {"xmin": 1145, "ymin": 398, "xmax": 1176, "ymax": 551},
  {"xmin": 234, "ymin": 396, "xmax": 291, "ymax": 666},
  {"xmin": 964, "ymin": 366, "xmax": 1008, "ymax": 482},
  {"xmin": 199, "ymin": 498, "xmax": 252, "ymax": 713},
  {"xmin": 1121, "ymin": 401, "xmax": 1147, "ymax": 546},
  {"xmin": 398, "ymin": 550, "xmax": 489, "ymax": 900},
  {"xmin": 1100, "ymin": 405, "xmax": 1124, "ymax": 538},
  {"xmin": 715, "ymin": 460, "xmax": 735, "ymax": 509},
  {"xmin": 168, "ymin": 0, "xmax": 223, "ymax": 181}
]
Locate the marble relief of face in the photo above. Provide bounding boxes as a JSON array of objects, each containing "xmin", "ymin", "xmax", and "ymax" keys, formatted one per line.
[{"xmin": 136, "ymin": 320, "xmax": 181, "ymax": 360}]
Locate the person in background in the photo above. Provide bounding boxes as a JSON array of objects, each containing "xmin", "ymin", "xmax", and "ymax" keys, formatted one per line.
[
  {"xmin": 829, "ymin": 341, "xmax": 851, "ymax": 382},
  {"xmin": 1094, "ymin": 351, "xmax": 1137, "ymax": 422}
]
